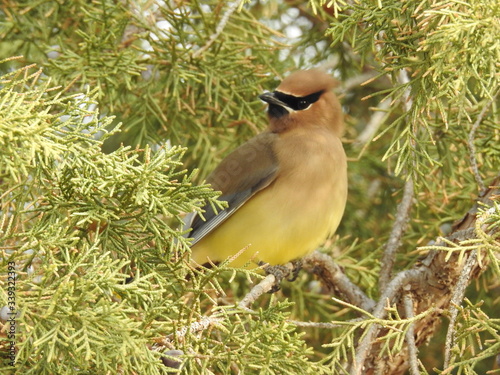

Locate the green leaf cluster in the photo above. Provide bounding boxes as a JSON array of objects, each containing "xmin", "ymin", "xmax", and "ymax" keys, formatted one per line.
[
  {"xmin": 0, "ymin": 64, "xmax": 211, "ymax": 374},
  {"xmin": 325, "ymin": 0, "xmax": 500, "ymax": 179},
  {"xmin": 0, "ymin": 0, "xmax": 287, "ymax": 179}
]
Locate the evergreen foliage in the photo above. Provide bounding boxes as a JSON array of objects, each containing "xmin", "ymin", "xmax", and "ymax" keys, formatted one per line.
[{"xmin": 0, "ymin": 1, "xmax": 499, "ymax": 374}]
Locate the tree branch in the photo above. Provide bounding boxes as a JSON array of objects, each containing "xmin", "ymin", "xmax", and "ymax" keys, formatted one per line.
[
  {"xmin": 303, "ymin": 251, "xmax": 376, "ymax": 312},
  {"xmin": 403, "ymin": 291, "xmax": 421, "ymax": 375},
  {"xmin": 191, "ymin": 0, "xmax": 243, "ymax": 59},
  {"xmin": 467, "ymin": 91, "xmax": 499, "ymax": 193},
  {"xmin": 379, "ymin": 177, "xmax": 414, "ymax": 290},
  {"xmin": 443, "ymin": 250, "xmax": 478, "ymax": 368},
  {"xmin": 238, "ymin": 273, "xmax": 278, "ymax": 310},
  {"xmin": 351, "ymin": 268, "xmax": 425, "ymax": 375},
  {"xmin": 355, "ymin": 96, "xmax": 392, "ymax": 147}
]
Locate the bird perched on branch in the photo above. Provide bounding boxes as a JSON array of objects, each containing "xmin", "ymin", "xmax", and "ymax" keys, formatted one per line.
[{"xmin": 186, "ymin": 69, "xmax": 347, "ymax": 268}]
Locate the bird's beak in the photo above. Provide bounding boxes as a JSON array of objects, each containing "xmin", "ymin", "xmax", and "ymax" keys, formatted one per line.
[{"xmin": 259, "ymin": 92, "xmax": 287, "ymax": 108}]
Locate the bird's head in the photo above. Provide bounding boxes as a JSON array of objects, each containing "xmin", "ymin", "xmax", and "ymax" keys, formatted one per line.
[{"xmin": 259, "ymin": 69, "xmax": 343, "ymax": 136}]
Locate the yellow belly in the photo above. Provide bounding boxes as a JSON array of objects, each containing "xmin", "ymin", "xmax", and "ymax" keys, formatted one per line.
[{"xmin": 191, "ymin": 167, "xmax": 347, "ymax": 268}]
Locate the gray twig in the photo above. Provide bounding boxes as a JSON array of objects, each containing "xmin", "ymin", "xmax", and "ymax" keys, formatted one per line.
[
  {"xmin": 378, "ymin": 69, "xmax": 415, "ymax": 290},
  {"xmin": 467, "ymin": 91, "xmax": 499, "ymax": 193},
  {"xmin": 355, "ymin": 96, "xmax": 392, "ymax": 147},
  {"xmin": 403, "ymin": 291, "xmax": 420, "ymax": 375},
  {"xmin": 192, "ymin": 1, "xmax": 243, "ymax": 59},
  {"xmin": 351, "ymin": 268, "xmax": 424, "ymax": 375},
  {"xmin": 303, "ymin": 251, "xmax": 375, "ymax": 312},
  {"xmin": 443, "ymin": 250, "xmax": 478, "ymax": 369},
  {"xmin": 238, "ymin": 273, "xmax": 278, "ymax": 310},
  {"xmin": 379, "ymin": 177, "xmax": 414, "ymax": 290}
]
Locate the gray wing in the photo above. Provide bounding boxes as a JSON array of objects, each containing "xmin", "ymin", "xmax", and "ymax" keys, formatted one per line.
[{"xmin": 186, "ymin": 132, "xmax": 279, "ymax": 245}]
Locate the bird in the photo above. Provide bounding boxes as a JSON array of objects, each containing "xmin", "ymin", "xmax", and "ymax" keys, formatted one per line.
[{"xmin": 186, "ymin": 69, "xmax": 347, "ymax": 268}]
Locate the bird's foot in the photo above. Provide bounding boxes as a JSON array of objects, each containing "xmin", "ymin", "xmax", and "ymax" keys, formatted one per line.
[
  {"xmin": 260, "ymin": 260, "xmax": 303, "ymax": 292},
  {"xmin": 287, "ymin": 259, "xmax": 303, "ymax": 282}
]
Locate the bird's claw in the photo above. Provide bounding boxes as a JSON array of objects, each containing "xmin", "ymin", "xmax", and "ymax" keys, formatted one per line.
[
  {"xmin": 287, "ymin": 259, "xmax": 303, "ymax": 282},
  {"xmin": 260, "ymin": 260, "xmax": 303, "ymax": 293}
]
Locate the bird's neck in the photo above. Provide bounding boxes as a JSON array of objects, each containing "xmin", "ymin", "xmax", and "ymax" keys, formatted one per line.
[{"xmin": 268, "ymin": 116, "xmax": 344, "ymax": 138}]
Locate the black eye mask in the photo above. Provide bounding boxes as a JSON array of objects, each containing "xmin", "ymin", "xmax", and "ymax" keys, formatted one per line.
[{"xmin": 274, "ymin": 90, "xmax": 324, "ymax": 111}]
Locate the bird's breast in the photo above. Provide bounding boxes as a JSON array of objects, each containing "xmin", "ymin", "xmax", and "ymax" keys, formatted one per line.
[{"xmin": 269, "ymin": 128, "xmax": 347, "ymax": 247}]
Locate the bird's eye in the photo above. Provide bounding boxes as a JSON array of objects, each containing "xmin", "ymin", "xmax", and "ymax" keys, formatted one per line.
[
  {"xmin": 297, "ymin": 100, "xmax": 309, "ymax": 110},
  {"xmin": 272, "ymin": 90, "xmax": 324, "ymax": 112}
]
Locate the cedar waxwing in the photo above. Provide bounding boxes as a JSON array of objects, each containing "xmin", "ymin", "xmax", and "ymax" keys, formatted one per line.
[{"xmin": 187, "ymin": 69, "xmax": 347, "ymax": 268}]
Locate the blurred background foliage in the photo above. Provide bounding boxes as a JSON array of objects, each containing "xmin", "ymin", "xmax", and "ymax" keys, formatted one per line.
[{"xmin": 0, "ymin": 0, "xmax": 499, "ymax": 374}]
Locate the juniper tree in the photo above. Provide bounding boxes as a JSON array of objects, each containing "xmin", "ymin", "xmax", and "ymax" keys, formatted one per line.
[{"xmin": 0, "ymin": 1, "xmax": 499, "ymax": 374}]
